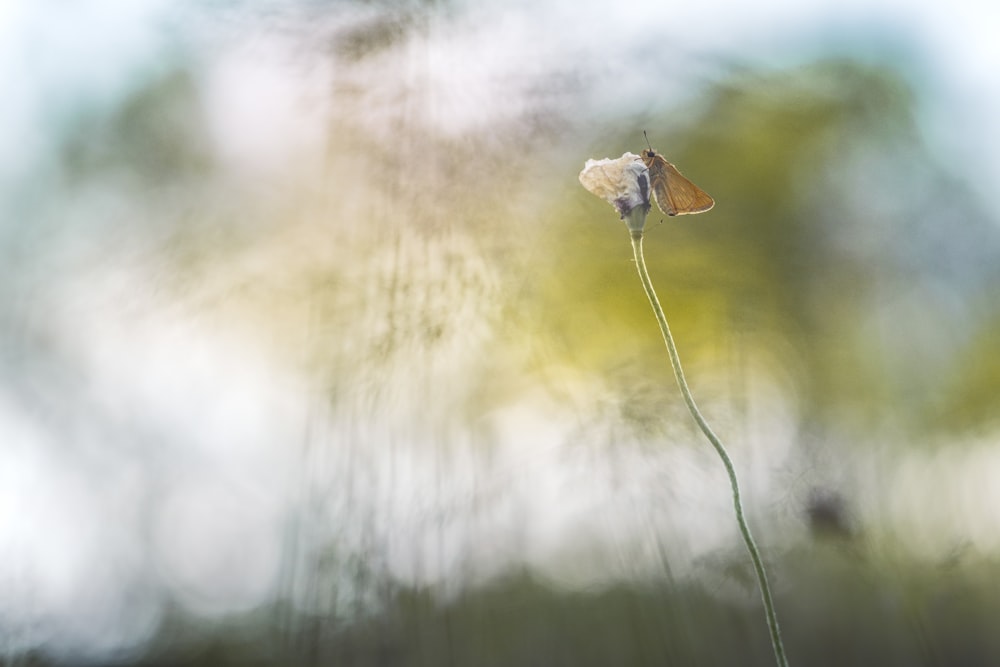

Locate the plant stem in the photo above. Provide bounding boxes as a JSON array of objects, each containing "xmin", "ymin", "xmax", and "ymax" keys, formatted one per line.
[{"xmin": 629, "ymin": 230, "xmax": 789, "ymax": 667}]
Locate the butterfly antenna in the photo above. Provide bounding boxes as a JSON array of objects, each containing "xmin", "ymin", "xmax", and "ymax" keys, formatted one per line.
[{"xmin": 643, "ymin": 130, "xmax": 653, "ymax": 151}]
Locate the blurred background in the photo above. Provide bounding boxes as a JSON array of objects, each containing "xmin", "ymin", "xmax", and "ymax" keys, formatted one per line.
[{"xmin": 2, "ymin": 0, "xmax": 1000, "ymax": 665}]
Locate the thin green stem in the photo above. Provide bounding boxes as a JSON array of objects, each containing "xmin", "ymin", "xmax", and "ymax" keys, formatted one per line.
[{"xmin": 630, "ymin": 230, "xmax": 789, "ymax": 667}]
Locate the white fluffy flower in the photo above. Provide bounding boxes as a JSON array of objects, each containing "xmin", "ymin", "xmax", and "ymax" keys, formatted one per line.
[{"xmin": 578, "ymin": 152, "xmax": 651, "ymax": 230}]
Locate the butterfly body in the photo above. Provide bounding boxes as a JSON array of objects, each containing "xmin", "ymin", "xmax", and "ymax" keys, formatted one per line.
[{"xmin": 640, "ymin": 148, "xmax": 714, "ymax": 216}]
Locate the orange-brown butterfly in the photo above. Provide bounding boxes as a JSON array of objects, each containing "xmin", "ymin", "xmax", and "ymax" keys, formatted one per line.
[{"xmin": 640, "ymin": 133, "xmax": 714, "ymax": 216}]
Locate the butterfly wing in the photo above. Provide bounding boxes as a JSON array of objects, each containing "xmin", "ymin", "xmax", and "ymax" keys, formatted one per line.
[
  {"xmin": 642, "ymin": 151, "xmax": 677, "ymax": 216},
  {"xmin": 659, "ymin": 159, "xmax": 714, "ymax": 215},
  {"xmin": 641, "ymin": 150, "xmax": 714, "ymax": 216}
]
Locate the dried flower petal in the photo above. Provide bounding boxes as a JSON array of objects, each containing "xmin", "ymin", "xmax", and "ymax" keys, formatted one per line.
[{"xmin": 578, "ymin": 152, "xmax": 651, "ymax": 227}]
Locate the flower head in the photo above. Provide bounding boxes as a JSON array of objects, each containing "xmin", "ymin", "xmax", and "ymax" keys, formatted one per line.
[{"xmin": 578, "ymin": 152, "xmax": 651, "ymax": 232}]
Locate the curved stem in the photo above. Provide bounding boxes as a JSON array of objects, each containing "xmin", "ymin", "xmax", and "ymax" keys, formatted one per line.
[{"xmin": 630, "ymin": 230, "xmax": 789, "ymax": 667}]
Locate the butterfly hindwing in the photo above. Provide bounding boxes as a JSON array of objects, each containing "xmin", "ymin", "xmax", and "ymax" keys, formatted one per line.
[{"xmin": 641, "ymin": 149, "xmax": 714, "ymax": 217}]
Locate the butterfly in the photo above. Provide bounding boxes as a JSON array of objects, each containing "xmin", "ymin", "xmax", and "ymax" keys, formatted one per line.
[{"xmin": 640, "ymin": 136, "xmax": 714, "ymax": 217}]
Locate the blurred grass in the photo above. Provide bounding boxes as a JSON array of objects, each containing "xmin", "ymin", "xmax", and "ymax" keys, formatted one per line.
[{"xmin": 6, "ymin": 10, "xmax": 1000, "ymax": 662}]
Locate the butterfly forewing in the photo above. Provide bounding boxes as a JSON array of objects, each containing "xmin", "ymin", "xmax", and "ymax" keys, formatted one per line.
[{"xmin": 641, "ymin": 149, "xmax": 714, "ymax": 216}]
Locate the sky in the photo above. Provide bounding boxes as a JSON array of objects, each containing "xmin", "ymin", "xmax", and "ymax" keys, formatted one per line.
[{"xmin": 2, "ymin": 0, "xmax": 1000, "ymax": 203}]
